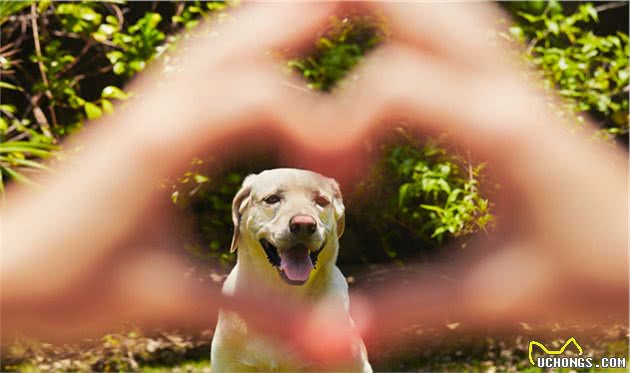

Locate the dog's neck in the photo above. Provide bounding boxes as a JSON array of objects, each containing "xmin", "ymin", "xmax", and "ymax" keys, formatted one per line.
[{"xmin": 233, "ymin": 236, "xmax": 338, "ymax": 298}]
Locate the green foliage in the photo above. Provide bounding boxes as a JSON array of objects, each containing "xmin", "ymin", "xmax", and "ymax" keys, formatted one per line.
[
  {"xmin": 0, "ymin": 84, "xmax": 57, "ymax": 191},
  {"xmin": 389, "ymin": 141, "xmax": 492, "ymax": 243},
  {"xmin": 505, "ymin": 1, "xmax": 629, "ymax": 138},
  {"xmin": 0, "ymin": 1, "xmax": 34, "ymax": 25},
  {"xmin": 0, "ymin": 1, "xmax": 227, "ymax": 193},
  {"xmin": 56, "ymin": 2, "xmax": 103, "ymax": 34},
  {"xmin": 172, "ymin": 1, "xmax": 228, "ymax": 30},
  {"xmin": 0, "ymin": 140, "xmax": 56, "ymax": 194},
  {"xmin": 107, "ymin": 13, "xmax": 165, "ymax": 77},
  {"xmin": 288, "ymin": 16, "xmax": 384, "ymax": 92},
  {"xmin": 171, "ymin": 161, "xmax": 247, "ymax": 264}
]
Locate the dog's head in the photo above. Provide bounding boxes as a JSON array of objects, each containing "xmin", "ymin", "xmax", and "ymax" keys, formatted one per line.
[{"xmin": 230, "ymin": 168, "xmax": 344, "ymax": 286}]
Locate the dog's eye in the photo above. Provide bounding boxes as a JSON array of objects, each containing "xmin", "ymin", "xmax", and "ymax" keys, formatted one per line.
[
  {"xmin": 315, "ymin": 195, "xmax": 329, "ymax": 207},
  {"xmin": 263, "ymin": 195, "xmax": 281, "ymax": 204}
]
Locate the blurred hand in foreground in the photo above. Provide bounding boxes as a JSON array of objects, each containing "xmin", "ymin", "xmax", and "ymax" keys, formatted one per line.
[
  {"xmin": 2, "ymin": 2, "xmax": 340, "ymax": 343},
  {"xmin": 330, "ymin": 2, "xmax": 628, "ymax": 349},
  {"xmin": 1, "ymin": 1, "xmax": 627, "ymax": 368}
]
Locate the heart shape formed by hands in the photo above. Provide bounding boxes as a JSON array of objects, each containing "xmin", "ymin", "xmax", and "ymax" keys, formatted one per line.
[{"xmin": 2, "ymin": 2, "xmax": 627, "ymax": 368}]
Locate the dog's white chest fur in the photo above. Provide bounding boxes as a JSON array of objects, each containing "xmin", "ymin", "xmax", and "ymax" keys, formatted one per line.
[
  {"xmin": 211, "ymin": 263, "xmax": 370, "ymax": 372},
  {"xmin": 213, "ymin": 263, "xmax": 309, "ymax": 371},
  {"xmin": 209, "ymin": 169, "xmax": 371, "ymax": 372}
]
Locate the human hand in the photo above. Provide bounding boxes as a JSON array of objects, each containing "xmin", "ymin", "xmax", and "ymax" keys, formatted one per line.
[
  {"xmin": 1, "ymin": 2, "xmax": 340, "ymax": 342},
  {"xmin": 301, "ymin": 1, "xmax": 628, "ymax": 349}
]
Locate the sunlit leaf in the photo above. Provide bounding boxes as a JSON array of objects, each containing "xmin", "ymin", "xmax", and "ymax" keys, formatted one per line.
[{"xmin": 84, "ymin": 102, "xmax": 103, "ymax": 120}]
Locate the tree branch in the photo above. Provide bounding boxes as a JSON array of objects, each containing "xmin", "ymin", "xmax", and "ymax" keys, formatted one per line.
[
  {"xmin": 594, "ymin": 2, "xmax": 627, "ymax": 13},
  {"xmin": 30, "ymin": 3, "xmax": 55, "ymax": 136}
]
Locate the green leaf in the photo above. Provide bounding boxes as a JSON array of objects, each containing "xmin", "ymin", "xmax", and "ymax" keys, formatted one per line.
[
  {"xmin": 101, "ymin": 86, "xmax": 128, "ymax": 100},
  {"xmin": 194, "ymin": 174, "xmax": 209, "ymax": 184},
  {"xmin": 398, "ymin": 183, "xmax": 411, "ymax": 206},
  {"xmin": 0, "ymin": 104, "xmax": 16, "ymax": 113},
  {"xmin": 546, "ymin": 20, "xmax": 559, "ymax": 35},
  {"xmin": 128, "ymin": 60, "xmax": 146, "ymax": 72},
  {"xmin": 446, "ymin": 189, "xmax": 463, "ymax": 205},
  {"xmin": 113, "ymin": 62, "xmax": 126, "ymax": 75},
  {"xmin": 106, "ymin": 51, "xmax": 124, "ymax": 63},
  {"xmin": 207, "ymin": 2, "xmax": 227, "ymax": 11},
  {"xmin": 105, "ymin": 15, "xmax": 119, "ymax": 26},
  {"xmin": 421, "ymin": 204, "xmax": 444, "ymax": 214},
  {"xmin": 0, "ymin": 141, "xmax": 57, "ymax": 150},
  {"xmin": 0, "ymin": 146, "xmax": 53, "ymax": 158},
  {"xmin": 0, "ymin": 165, "xmax": 35, "ymax": 185},
  {"xmin": 517, "ymin": 12, "xmax": 541, "ymax": 23},
  {"xmin": 582, "ymin": 3, "xmax": 598, "ymax": 22},
  {"xmin": 98, "ymin": 23, "xmax": 116, "ymax": 35},
  {"xmin": 0, "ymin": 81, "xmax": 23, "ymax": 91},
  {"xmin": 92, "ymin": 32, "xmax": 107, "ymax": 43},
  {"xmin": 508, "ymin": 26, "xmax": 524, "ymax": 40},
  {"xmin": 431, "ymin": 226, "xmax": 447, "ymax": 238},
  {"xmin": 148, "ymin": 13, "xmax": 162, "ymax": 29},
  {"xmin": 0, "ymin": 1, "xmax": 34, "ymax": 24},
  {"xmin": 101, "ymin": 99, "xmax": 114, "ymax": 114},
  {"xmin": 84, "ymin": 102, "xmax": 103, "ymax": 120},
  {"xmin": 9, "ymin": 158, "xmax": 52, "ymax": 171}
]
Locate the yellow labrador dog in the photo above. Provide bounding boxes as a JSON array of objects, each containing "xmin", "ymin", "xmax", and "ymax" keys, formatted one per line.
[{"xmin": 211, "ymin": 168, "xmax": 371, "ymax": 372}]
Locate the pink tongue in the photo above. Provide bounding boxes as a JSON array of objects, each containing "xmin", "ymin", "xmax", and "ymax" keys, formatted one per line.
[{"xmin": 279, "ymin": 245, "xmax": 313, "ymax": 282}]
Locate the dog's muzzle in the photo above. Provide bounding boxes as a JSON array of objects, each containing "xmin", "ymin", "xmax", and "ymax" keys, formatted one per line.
[{"xmin": 259, "ymin": 239, "xmax": 325, "ymax": 286}]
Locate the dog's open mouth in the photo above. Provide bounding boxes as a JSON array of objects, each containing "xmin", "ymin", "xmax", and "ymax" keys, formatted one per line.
[{"xmin": 260, "ymin": 239, "xmax": 325, "ymax": 286}]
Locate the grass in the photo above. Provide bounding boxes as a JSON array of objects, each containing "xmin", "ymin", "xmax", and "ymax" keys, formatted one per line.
[{"xmin": 140, "ymin": 359, "xmax": 211, "ymax": 372}]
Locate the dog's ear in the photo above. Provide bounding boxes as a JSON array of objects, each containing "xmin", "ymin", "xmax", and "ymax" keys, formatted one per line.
[
  {"xmin": 330, "ymin": 179, "xmax": 345, "ymax": 238},
  {"xmin": 230, "ymin": 174, "xmax": 255, "ymax": 253}
]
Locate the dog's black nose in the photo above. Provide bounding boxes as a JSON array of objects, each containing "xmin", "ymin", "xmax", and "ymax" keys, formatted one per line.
[{"xmin": 289, "ymin": 215, "xmax": 317, "ymax": 236}]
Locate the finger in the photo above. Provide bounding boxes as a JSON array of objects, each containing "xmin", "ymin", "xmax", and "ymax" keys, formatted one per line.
[
  {"xmin": 0, "ymin": 62, "xmax": 324, "ymax": 306},
  {"xmin": 196, "ymin": 2, "xmax": 340, "ymax": 60},
  {"xmin": 352, "ymin": 243, "xmax": 625, "ymax": 353},
  {"xmin": 336, "ymin": 43, "xmax": 628, "ymax": 285},
  {"xmin": 364, "ymin": 1, "xmax": 509, "ymax": 70},
  {"xmin": 130, "ymin": 2, "xmax": 339, "ymax": 93},
  {"xmin": 120, "ymin": 63, "xmax": 320, "ymax": 172},
  {"xmin": 3, "ymin": 251, "xmax": 292, "ymax": 343},
  {"xmin": 114, "ymin": 251, "xmax": 364, "ymax": 366},
  {"xmin": 263, "ymin": 41, "xmax": 533, "ymax": 186},
  {"xmin": 461, "ymin": 241, "xmax": 628, "ymax": 325},
  {"xmin": 324, "ymin": 43, "xmax": 552, "ymax": 177},
  {"xmin": 1, "ymin": 251, "xmax": 219, "ymax": 342}
]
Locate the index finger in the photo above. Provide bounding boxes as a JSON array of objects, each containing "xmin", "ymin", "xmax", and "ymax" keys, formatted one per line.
[
  {"xmin": 364, "ymin": 1, "xmax": 510, "ymax": 70},
  {"xmin": 199, "ymin": 2, "xmax": 341, "ymax": 59}
]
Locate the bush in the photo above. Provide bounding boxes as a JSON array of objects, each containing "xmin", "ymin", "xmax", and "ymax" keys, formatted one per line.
[{"xmin": 504, "ymin": 1, "xmax": 629, "ymax": 141}]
